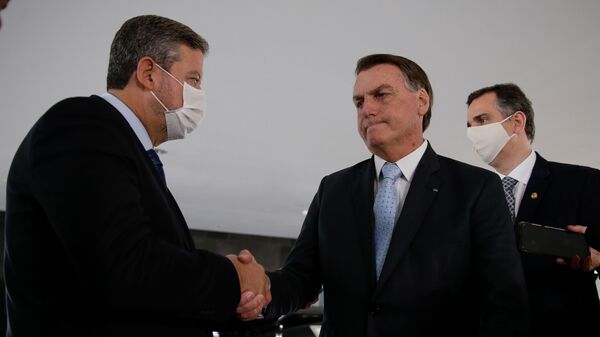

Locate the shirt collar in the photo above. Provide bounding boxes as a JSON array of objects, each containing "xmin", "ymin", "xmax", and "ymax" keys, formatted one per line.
[
  {"xmin": 498, "ymin": 149, "xmax": 536, "ymax": 184},
  {"xmin": 374, "ymin": 140, "xmax": 428, "ymax": 182},
  {"xmin": 100, "ymin": 92, "xmax": 153, "ymax": 151}
]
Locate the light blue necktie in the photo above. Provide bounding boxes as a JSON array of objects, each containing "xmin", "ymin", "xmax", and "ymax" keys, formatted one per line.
[{"xmin": 374, "ymin": 162, "xmax": 402, "ymax": 279}]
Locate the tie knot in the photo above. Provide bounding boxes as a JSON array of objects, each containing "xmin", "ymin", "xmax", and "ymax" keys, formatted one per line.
[
  {"xmin": 147, "ymin": 149, "xmax": 167, "ymax": 185},
  {"xmin": 147, "ymin": 149, "xmax": 163, "ymax": 167},
  {"xmin": 381, "ymin": 162, "xmax": 402, "ymax": 181},
  {"xmin": 502, "ymin": 176, "xmax": 518, "ymax": 191}
]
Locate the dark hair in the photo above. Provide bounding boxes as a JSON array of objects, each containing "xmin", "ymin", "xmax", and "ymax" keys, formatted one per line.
[
  {"xmin": 355, "ymin": 54, "xmax": 434, "ymax": 131},
  {"xmin": 467, "ymin": 83, "xmax": 535, "ymax": 141},
  {"xmin": 107, "ymin": 15, "xmax": 209, "ymax": 90}
]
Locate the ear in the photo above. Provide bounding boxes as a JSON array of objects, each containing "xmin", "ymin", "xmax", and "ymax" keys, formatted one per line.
[
  {"xmin": 416, "ymin": 88, "xmax": 430, "ymax": 116},
  {"xmin": 512, "ymin": 111, "xmax": 527, "ymax": 134},
  {"xmin": 135, "ymin": 56, "xmax": 159, "ymax": 90}
]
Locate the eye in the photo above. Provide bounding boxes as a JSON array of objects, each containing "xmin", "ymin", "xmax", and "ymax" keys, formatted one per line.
[
  {"xmin": 354, "ymin": 98, "xmax": 364, "ymax": 109},
  {"xmin": 187, "ymin": 77, "xmax": 201, "ymax": 88},
  {"xmin": 374, "ymin": 91, "xmax": 391, "ymax": 100},
  {"xmin": 474, "ymin": 115, "xmax": 488, "ymax": 125}
]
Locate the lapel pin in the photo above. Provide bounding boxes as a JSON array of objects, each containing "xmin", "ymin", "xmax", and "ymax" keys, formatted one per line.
[{"xmin": 530, "ymin": 192, "xmax": 538, "ymax": 199}]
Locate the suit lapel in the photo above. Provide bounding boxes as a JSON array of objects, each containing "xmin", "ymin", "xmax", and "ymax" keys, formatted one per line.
[
  {"xmin": 99, "ymin": 95, "xmax": 196, "ymax": 250},
  {"xmin": 375, "ymin": 145, "xmax": 441, "ymax": 292},
  {"xmin": 352, "ymin": 158, "xmax": 378, "ymax": 289},
  {"xmin": 515, "ymin": 152, "xmax": 550, "ymax": 224}
]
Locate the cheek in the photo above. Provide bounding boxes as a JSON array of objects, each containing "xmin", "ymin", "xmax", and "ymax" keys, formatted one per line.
[
  {"xmin": 357, "ymin": 115, "xmax": 365, "ymax": 137},
  {"xmin": 171, "ymin": 87, "xmax": 184, "ymax": 106},
  {"xmin": 160, "ymin": 82, "xmax": 183, "ymax": 108}
]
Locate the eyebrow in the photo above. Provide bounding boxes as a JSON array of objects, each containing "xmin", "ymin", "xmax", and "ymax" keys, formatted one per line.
[
  {"xmin": 353, "ymin": 84, "xmax": 394, "ymax": 102},
  {"xmin": 186, "ymin": 70, "xmax": 202, "ymax": 79},
  {"xmin": 467, "ymin": 112, "xmax": 489, "ymax": 127}
]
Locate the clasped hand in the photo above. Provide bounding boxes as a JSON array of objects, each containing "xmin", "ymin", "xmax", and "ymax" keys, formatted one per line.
[{"xmin": 226, "ymin": 249, "xmax": 271, "ymax": 321}]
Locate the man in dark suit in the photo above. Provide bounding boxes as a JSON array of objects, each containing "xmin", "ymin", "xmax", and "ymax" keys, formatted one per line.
[
  {"xmin": 4, "ymin": 15, "xmax": 269, "ymax": 336},
  {"xmin": 466, "ymin": 83, "xmax": 600, "ymax": 337},
  {"xmin": 255, "ymin": 54, "xmax": 528, "ymax": 336}
]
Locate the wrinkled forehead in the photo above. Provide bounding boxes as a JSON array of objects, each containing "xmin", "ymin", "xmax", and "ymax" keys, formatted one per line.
[{"xmin": 353, "ymin": 64, "xmax": 405, "ymax": 94}]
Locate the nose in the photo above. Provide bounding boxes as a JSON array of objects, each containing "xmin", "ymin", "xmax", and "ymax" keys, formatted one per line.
[{"xmin": 360, "ymin": 96, "xmax": 377, "ymax": 116}]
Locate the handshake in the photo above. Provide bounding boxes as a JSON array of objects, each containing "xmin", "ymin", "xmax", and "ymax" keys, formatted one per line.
[{"xmin": 226, "ymin": 250, "xmax": 271, "ymax": 321}]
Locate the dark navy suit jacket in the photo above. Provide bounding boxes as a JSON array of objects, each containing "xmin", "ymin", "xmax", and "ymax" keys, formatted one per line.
[
  {"xmin": 4, "ymin": 96, "xmax": 240, "ymax": 336},
  {"xmin": 267, "ymin": 145, "xmax": 529, "ymax": 337},
  {"xmin": 516, "ymin": 153, "xmax": 600, "ymax": 337}
]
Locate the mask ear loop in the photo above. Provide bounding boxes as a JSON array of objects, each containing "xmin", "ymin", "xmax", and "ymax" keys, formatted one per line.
[
  {"xmin": 500, "ymin": 112, "xmax": 516, "ymax": 123},
  {"xmin": 503, "ymin": 112, "xmax": 518, "ymax": 138},
  {"xmin": 149, "ymin": 61, "xmax": 184, "ymax": 112},
  {"xmin": 150, "ymin": 91, "xmax": 169, "ymax": 112},
  {"xmin": 154, "ymin": 62, "xmax": 184, "ymax": 87}
]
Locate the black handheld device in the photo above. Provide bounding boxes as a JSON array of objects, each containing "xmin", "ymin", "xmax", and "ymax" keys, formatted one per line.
[{"xmin": 517, "ymin": 221, "xmax": 590, "ymax": 258}]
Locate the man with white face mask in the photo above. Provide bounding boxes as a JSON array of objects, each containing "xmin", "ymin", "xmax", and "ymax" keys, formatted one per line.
[
  {"xmin": 4, "ymin": 15, "xmax": 269, "ymax": 337},
  {"xmin": 466, "ymin": 83, "xmax": 600, "ymax": 337},
  {"xmin": 150, "ymin": 62, "xmax": 207, "ymax": 141}
]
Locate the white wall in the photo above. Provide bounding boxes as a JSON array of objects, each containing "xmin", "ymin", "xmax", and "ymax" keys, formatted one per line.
[{"xmin": 1, "ymin": 0, "xmax": 599, "ymax": 237}]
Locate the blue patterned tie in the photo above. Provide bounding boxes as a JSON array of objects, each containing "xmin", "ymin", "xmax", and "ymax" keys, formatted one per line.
[
  {"xmin": 374, "ymin": 162, "xmax": 402, "ymax": 279},
  {"xmin": 147, "ymin": 149, "xmax": 166, "ymax": 185},
  {"xmin": 502, "ymin": 176, "xmax": 518, "ymax": 221}
]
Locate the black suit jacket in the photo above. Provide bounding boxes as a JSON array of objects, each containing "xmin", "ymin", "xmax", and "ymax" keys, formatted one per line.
[
  {"xmin": 267, "ymin": 145, "xmax": 529, "ymax": 337},
  {"xmin": 4, "ymin": 96, "xmax": 241, "ymax": 336},
  {"xmin": 515, "ymin": 153, "xmax": 600, "ymax": 336},
  {"xmin": 587, "ymin": 222, "xmax": 600, "ymax": 250}
]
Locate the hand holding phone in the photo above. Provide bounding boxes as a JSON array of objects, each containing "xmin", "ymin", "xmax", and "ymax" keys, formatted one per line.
[{"xmin": 517, "ymin": 221, "xmax": 590, "ymax": 259}]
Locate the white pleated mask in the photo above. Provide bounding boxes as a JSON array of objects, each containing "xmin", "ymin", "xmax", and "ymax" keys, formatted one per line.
[
  {"xmin": 467, "ymin": 114, "xmax": 515, "ymax": 164},
  {"xmin": 150, "ymin": 63, "xmax": 206, "ymax": 141}
]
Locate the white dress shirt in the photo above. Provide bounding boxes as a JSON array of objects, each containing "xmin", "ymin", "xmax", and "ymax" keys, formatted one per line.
[
  {"xmin": 373, "ymin": 140, "xmax": 429, "ymax": 221},
  {"xmin": 100, "ymin": 92, "xmax": 153, "ymax": 151},
  {"xmin": 497, "ymin": 150, "xmax": 537, "ymax": 216}
]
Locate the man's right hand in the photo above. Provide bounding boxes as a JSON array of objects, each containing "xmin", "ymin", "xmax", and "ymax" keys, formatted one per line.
[{"xmin": 226, "ymin": 249, "xmax": 271, "ymax": 320}]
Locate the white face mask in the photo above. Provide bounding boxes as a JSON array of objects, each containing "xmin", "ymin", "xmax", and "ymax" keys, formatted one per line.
[
  {"xmin": 150, "ymin": 63, "xmax": 206, "ymax": 141},
  {"xmin": 467, "ymin": 114, "xmax": 515, "ymax": 164}
]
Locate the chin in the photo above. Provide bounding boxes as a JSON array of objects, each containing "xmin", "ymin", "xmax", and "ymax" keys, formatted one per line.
[
  {"xmin": 366, "ymin": 136, "xmax": 386, "ymax": 151},
  {"xmin": 366, "ymin": 127, "xmax": 386, "ymax": 142}
]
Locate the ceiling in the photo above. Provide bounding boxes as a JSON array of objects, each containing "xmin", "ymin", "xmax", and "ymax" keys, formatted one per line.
[{"xmin": 1, "ymin": 0, "xmax": 599, "ymax": 238}]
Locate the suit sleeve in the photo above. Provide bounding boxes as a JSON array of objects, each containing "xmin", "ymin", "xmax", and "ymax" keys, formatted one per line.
[
  {"xmin": 28, "ymin": 107, "xmax": 240, "ymax": 322},
  {"xmin": 582, "ymin": 168, "xmax": 600, "ymax": 251},
  {"xmin": 470, "ymin": 174, "xmax": 529, "ymax": 337},
  {"xmin": 264, "ymin": 179, "xmax": 324, "ymax": 318}
]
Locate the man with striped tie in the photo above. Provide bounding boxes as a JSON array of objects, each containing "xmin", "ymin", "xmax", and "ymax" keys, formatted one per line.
[{"xmin": 466, "ymin": 83, "xmax": 600, "ymax": 337}]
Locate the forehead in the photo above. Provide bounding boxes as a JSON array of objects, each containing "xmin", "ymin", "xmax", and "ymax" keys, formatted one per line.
[
  {"xmin": 172, "ymin": 44, "xmax": 204, "ymax": 72},
  {"xmin": 467, "ymin": 92, "xmax": 503, "ymax": 118},
  {"xmin": 353, "ymin": 64, "xmax": 405, "ymax": 93}
]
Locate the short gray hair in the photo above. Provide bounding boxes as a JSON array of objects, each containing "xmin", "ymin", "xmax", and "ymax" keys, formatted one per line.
[{"xmin": 107, "ymin": 15, "xmax": 208, "ymax": 89}]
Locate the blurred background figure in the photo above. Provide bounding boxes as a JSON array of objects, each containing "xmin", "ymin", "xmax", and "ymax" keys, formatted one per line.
[{"xmin": 0, "ymin": 0, "xmax": 9, "ymax": 30}]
